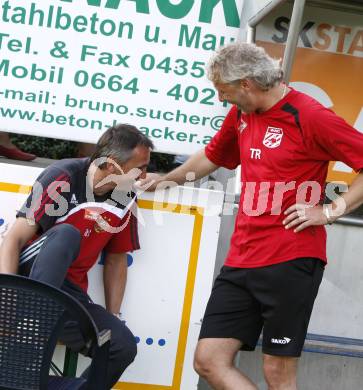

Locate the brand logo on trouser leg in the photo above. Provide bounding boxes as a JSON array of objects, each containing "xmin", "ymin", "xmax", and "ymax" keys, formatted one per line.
[{"xmin": 271, "ymin": 337, "xmax": 291, "ymax": 344}]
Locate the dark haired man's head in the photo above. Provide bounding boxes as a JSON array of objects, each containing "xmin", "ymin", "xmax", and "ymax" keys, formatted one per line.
[
  {"xmin": 89, "ymin": 124, "xmax": 154, "ymax": 195},
  {"xmin": 91, "ymin": 124, "xmax": 153, "ymax": 165}
]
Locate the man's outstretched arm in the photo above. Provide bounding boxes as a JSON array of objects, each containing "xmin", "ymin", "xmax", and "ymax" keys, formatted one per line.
[{"xmin": 139, "ymin": 149, "xmax": 219, "ymax": 191}]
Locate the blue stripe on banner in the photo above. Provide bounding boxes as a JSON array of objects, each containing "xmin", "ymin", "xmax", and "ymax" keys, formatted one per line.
[
  {"xmin": 303, "ymin": 348, "xmax": 363, "ymax": 359},
  {"xmin": 306, "ymin": 333, "xmax": 363, "ymax": 346}
]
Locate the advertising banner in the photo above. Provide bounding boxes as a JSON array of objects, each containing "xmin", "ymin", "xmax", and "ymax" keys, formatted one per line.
[
  {"xmin": 0, "ymin": 0, "xmax": 244, "ymax": 154},
  {"xmin": 257, "ymin": 3, "xmax": 363, "ymax": 185}
]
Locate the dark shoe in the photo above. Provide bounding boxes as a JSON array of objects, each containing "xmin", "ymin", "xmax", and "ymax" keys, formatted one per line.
[{"xmin": 0, "ymin": 145, "xmax": 36, "ymax": 161}]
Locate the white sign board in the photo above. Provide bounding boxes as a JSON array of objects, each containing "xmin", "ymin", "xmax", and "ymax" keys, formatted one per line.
[
  {"xmin": 0, "ymin": 0, "xmax": 244, "ymax": 154},
  {"xmin": 0, "ymin": 162, "xmax": 224, "ymax": 389}
]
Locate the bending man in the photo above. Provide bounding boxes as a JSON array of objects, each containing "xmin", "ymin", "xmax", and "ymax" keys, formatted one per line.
[{"xmin": 0, "ymin": 124, "xmax": 153, "ymax": 389}]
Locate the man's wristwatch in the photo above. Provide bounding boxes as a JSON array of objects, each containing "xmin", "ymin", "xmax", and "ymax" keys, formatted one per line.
[{"xmin": 323, "ymin": 205, "xmax": 334, "ymax": 225}]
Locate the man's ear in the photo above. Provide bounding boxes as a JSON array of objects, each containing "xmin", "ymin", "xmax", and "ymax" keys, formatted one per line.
[
  {"xmin": 106, "ymin": 157, "xmax": 124, "ymax": 174},
  {"xmin": 240, "ymin": 79, "xmax": 251, "ymax": 90},
  {"xmin": 105, "ymin": 162, "xmax": 115, "ymax": 173}
]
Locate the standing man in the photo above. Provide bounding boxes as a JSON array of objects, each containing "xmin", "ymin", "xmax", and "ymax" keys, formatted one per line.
[
  {"xmin": 0, "ymin": 124, "xmax": 153, "ymax": 389},
  {"xmin": 140, "ymin": 43, "xmax": 363, "ymax": 389}
]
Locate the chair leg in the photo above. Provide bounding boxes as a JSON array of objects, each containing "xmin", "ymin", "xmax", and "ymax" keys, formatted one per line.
[{"xmin": 63, "ymin": 347, "xmax": 79, "ymax": 377}]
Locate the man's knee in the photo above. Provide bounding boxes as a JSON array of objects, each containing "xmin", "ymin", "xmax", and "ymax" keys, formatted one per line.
[
  {"xmin": 51, "ymin": 224, "xmax": 81, "ymax": 256},
  {"xmin": 118, "ymin": 339, "xmax": 137, "ymax": 366},
  {"xmin": 193, "ymin": 343, "xmax": 217, "ymax": 378},
  {"xmin": 194, "ymin": 338, "xmax": 241, "ymax": 379},
  {"xmin": 263, "ymin": 355, "xmax": 297, "ymax": 389},
  {"xmin": 264, "ymin": 357, "xmax": 281, "ymax": 387},
  {"xmin": 54, "ymin": 224, "xmax": 81, "ymax": 242},
  {"xmin": 111, "ymin": 324, "xmax": 137, "ymax": 366}
]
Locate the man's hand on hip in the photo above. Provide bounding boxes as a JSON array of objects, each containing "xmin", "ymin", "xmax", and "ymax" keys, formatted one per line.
[{"xmin": 283, "ymin": 204, "xmax": 330, "ymax": 233}]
